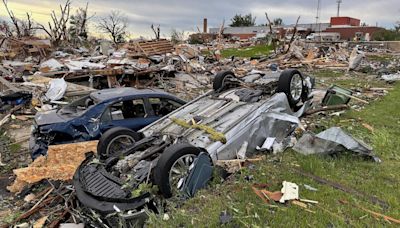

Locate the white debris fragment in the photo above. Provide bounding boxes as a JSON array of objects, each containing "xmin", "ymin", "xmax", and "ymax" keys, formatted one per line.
[
  {"xmin": 381, "ymin": 73, "xmax": 400, "ymax": 82},
  {"xmin": 279, "ymin": 181, "xmax": 299, "ymax": 203},
  {"xmin": 40, "ymin": 58, "xmax": 65, "ymax": 72},
  {"xmin": 45, "ymin": 78, "xmax": 68, "ymax": 101},
  {"xmin": 348, "ymin": 47, "xmax": 365, "ymax": 70},
  {"xmin": 163, "ymin": 213, "xmax": 170, "ymax": 221},
  {"xmin": 303, "ymin": 184, "xmax": 318, "ymax": 192},
  {"xmin": 256, "ymin": 137, "xmax": 276, "ymax": 151}
]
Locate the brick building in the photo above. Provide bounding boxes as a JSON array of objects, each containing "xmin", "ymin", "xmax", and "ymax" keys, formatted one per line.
[{"xmin": 325, "ymin": 16, "xmax": 384, "ymax": 41}]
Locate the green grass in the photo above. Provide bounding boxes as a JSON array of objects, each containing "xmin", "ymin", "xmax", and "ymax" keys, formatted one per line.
[
  {"xmin": 221, "ymin": 45, "xmax": 273, "ymax": 58},
  {"xmin": 366, "ymin": 54, "xmax": 396, "ymax": 62},
  {"xmin": 149, "ymin": 82, "xmax": 400, "ymax": 227}
]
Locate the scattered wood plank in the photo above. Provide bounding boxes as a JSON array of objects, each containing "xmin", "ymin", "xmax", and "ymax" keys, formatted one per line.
[
  {"xmin": 126, "ymin": 39, "xmax": 174, "ymax": 57},
  {"xmin": 305, "ymin": 104, "xmax": 349, "ymax": 116},
  {"xmin": 340, "ymin": 200, "xmax": 400, "ymax": 225},
  {"xmin": 292, "ymin": 168, "xmax": 389, "ymax": 209}
]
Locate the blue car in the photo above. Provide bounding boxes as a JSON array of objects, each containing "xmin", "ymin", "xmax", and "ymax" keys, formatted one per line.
[{"xmin": 30, "ymin": 87, "xmax": 186, "ymax": 159}]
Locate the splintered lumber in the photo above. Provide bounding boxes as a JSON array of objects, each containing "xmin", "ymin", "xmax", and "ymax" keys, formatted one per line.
[
  {"xmin": 0, "ymin": 75, "xmax": 21, "ymax": 93},
  {"xmin": 126, "ymin": 39, "xmax": 174, "ymax": 57}
]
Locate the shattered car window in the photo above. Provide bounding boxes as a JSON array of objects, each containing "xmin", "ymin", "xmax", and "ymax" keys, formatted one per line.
[
  {"xmin": 106, "ymin": 99, "xmax": 147, "ymax": 121},
  {"xmin": 58, "ymin": 95, "xmax": 97, "ymax": 116},
  {"xmin": 149, "ymin": 97, "xmax": 182, "ymax": 117}
]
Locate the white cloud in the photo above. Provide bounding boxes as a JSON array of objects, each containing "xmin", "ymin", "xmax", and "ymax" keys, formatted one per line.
[{"xmin": 0, "ymin": 0, "xmax": 398, "ymax": 38}]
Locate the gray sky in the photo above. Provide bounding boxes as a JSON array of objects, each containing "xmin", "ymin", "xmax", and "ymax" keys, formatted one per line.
[{"xmin": 1, "ymin": 0, "xmax": 399, "ymax": 38}]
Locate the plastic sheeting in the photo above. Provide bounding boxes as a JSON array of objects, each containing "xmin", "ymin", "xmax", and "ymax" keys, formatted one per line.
[
  {"xmin": 348, "ymin": 48, "xmax": 364, "ymax": 70},
  {"xmin": 293, "ymin": 127, "xmax": 380, "ymax": 162},
  {"xmin": 45, "ymin": 78, "xmax": 68, "ymax": 101}
]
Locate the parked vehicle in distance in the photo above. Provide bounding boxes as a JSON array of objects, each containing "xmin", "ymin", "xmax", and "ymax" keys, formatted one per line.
[
  {"xmin": 306, "ymin": 32, "xmax": 341, "ymax": 42},
  {"xmin": 30, "ymin": 87, "xmax": 186, "ymax": 159}
]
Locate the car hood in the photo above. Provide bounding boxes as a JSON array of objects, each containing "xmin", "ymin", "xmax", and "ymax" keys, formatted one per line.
[{"xmin": 35, "ymin": 110, "xmax": 73, "ymax": 126}]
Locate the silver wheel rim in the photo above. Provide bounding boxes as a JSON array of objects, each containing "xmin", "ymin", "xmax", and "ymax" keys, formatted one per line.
[
  {"xmin": 168, "ymin": 154, "xmax": 197, "ymax": 195},
  {"xmin": 290, "ymin": 74, "xmax": 303, "ymax": 101},
  {"xmin": 105, "ymin": 135, "xmax": 135, "ymax": 156}
]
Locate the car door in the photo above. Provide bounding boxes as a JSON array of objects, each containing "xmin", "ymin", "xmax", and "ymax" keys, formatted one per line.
[{"xmin": 99, "ymin": 98, "xmax": 154, "ymax": 132}]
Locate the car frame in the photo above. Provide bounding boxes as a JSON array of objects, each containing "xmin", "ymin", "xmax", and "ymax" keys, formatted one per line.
[{"xmin": 73, "ymin": 69, "xmax": 313, "ymax": 224}]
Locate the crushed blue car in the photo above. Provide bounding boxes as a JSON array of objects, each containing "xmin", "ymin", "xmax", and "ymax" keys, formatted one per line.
[{"xmin": 30, "ymin": 87, "xmax": 186, "ymax": 159}]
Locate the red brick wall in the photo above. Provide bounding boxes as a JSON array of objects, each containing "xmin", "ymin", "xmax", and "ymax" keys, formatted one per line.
[
  {"xmin": 331, "ymin": 17, "xmax": 360, "ymax": 26},
  {"xmin": 325, "ymin": 27, "xmax": 384, "ymax": 41}
]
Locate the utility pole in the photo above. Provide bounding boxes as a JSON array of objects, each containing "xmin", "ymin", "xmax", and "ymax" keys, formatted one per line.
[
  {"xmin": 315, "ymin": 0, "xmax": 322, "ymax": 42},
  {"xmin": 336, "ymin": 0, "xmax": 342, "ymax": 17},
  {"xmin": 315, "ymin": 0, "xmax": 321, "ymax": 26}
]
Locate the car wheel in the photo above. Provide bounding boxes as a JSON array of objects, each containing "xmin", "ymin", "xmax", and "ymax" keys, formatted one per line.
[
  {"xmin": 154, "ymin": 143, "xmax": 200, "ymax": 198},
  {"xmin": 97, "ymin": 127, "xmax": 141, "ymax": 159},
  {"xmin": 213, "ymin": 71, "xmax": 236, "ymax": 92},
  {"xmin": 277, "ymin": 69, "xmax": 305, "ymax": 108}
]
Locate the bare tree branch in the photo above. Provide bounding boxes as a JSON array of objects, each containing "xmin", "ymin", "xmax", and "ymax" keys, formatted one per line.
[
  {"xmin": 36, "ymin": 0, "xmax": 71, "ymax": 45},
  {"xmin": 151, "ymin": 24, "xmax": 161, "ymax": 40},
  {"xmin": 285, "ymin": 16, "xmax": 301, "ymax": 54},
  {"xmin": 265, "ymin": 12, "xmax": 277, "ymax": 54},
  {"xmin": 97, "ymin": 11, "xmax": 128, "ymax": 45}
]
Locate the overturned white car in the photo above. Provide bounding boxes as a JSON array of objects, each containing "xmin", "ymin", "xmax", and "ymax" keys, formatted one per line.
[{"xmin": 73, "ymin": 69, "xmax": 313, "ymax": 226}]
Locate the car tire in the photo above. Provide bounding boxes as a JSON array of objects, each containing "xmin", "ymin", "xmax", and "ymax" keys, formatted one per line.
[
  {"xmin": 154, "ymin": 143, "xmax": 201, "ymax": 198},
  {"xmin": 213, "ymin": 71, "xmax": 236, "ymax": 92},
  {"xmin": 277, "ymin": 69, "xmax": 305, "ymax": 108},
  {"xmin": 97, "ymin": 127, "xmax": 141, "ymax": 159}
]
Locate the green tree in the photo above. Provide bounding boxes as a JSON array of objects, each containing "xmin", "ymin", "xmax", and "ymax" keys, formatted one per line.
[
  {"xmin": 373, "ymin": 29, "xmax": 400, "ymax": 41},
  {"xmin": 229, "ymin": 13, "xmax": 256, "ymax": 27}
]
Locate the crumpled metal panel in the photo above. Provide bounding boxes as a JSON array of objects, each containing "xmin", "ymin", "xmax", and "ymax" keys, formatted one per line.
[
  {"xmin": 205, "ymin": 93, "xmax": 299, "ymax": 160},
  {"xmin": 293, "ymin": 127, "xmax": 380, "ymax": 162},
  {"xmin": 183, "ymin": 152, "xmax": 213, "ymax": 197},
  {"xmin": 142, "ymin": 92, "xmax": 300, "ymax": 161}
]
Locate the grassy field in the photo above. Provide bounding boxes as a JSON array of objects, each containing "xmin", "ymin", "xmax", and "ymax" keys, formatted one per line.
[
  {"xmin": 150, "ymin": 71, "xmax": 400, "ymax": 227},
  {"xmin": 221, "ymin": 44, "xmax": 273, "ymax": 58}
]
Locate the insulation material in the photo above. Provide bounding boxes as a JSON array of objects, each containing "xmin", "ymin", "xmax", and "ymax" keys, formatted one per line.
[{"xmin": 7, "ymin": 141, "xmax": 98, "ymax": 193}]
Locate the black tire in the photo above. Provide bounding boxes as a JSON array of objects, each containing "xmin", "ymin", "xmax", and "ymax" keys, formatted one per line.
[
  {"xmin": 277, "ymin": 69, "xmax": 305, "ymax": 108},
  {"xmin": 97, "ymin": 127, "xmax": 140, "ymax": 159},
  {"xmin": 213, "ymin": 71, "xmax": 236, "ymax": 92},
  {"xmin": 154, "ymin": 143, "xmax": 201, "ymax": 198}
]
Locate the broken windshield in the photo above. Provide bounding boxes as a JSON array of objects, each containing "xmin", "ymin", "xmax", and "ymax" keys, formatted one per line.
[{"xmin": 58, "ymin": 95, "xmax": 97, "ymax": 117}]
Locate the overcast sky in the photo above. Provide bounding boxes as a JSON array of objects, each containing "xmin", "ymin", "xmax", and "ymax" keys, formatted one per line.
[{"xmin": 0, "ymin": 0, "xmax": 399, "ymax": 38}]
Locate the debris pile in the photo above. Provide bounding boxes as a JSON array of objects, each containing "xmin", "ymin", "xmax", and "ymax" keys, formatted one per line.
[{"xmin": 1, "ymin": 32, "xmax": 399, "ymax": 227}]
